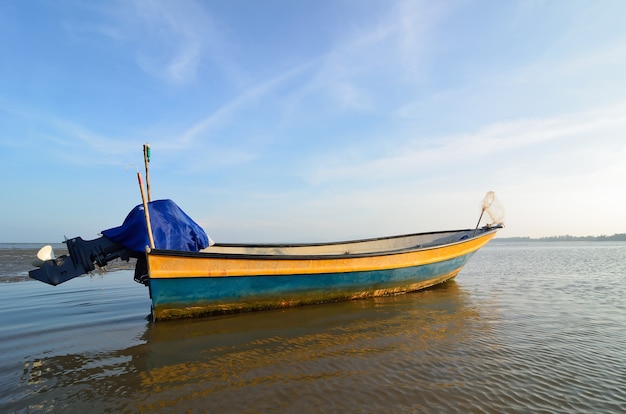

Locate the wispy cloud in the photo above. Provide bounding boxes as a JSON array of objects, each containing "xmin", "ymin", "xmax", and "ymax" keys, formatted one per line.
[
  {"xmin": 0, "ymin": 99, "xmax": 139, "ymax": 166},
  {"xmin": 124, "ymin": 1, "xmax": 451, "ymax": 154},
  {"xmin": 71, "ymin": 0, "xmax": 236, "ymax": 86},
  {"xmin": 305, "ymin": 102, "xmax": 626, "ymax": 185},
  {"xmin": 172, "ymin": 58, "xmax": 320, "ymax": 147},
  {"xmin": 301, "ymin": 1, "xmax": 449, "ymax": 110},
  {"xmin": 130, "ymin": 0, "xmax": 209, "ymax": 84}
]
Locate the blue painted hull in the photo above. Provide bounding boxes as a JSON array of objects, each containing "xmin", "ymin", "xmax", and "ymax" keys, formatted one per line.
[{"xmin": 148, "ymin": 252, "xmax": 475, "ymax": 319}]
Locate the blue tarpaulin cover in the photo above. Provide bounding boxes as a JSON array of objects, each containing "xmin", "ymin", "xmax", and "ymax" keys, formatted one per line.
[{"xmin": 102, "ymin": 199, "xmax": 210, "ymax": 253}]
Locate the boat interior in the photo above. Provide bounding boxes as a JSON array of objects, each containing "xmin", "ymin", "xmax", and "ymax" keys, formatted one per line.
[{"xmin": 201, "ymin": 227, "xmax": 496, "ymax": 257}]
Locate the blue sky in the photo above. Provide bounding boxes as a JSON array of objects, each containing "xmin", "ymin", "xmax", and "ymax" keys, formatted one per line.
[{"xmin": 1, "ymin": 0, "xmax": 625, "ymax": 243}]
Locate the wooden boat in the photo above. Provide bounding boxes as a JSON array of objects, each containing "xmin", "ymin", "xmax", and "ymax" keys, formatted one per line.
[
  {"xmin": 145, "ymin": 226, "xmax": 501, "ymax": 320},
  {"xmin": 28, "ymin": 197, "xmax": 502, "ymax": 320}
]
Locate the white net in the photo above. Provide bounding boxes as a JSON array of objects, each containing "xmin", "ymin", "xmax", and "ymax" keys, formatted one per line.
[{"xmin": 479, "ymin": 191, "xmax": 505, "ymax": 227}]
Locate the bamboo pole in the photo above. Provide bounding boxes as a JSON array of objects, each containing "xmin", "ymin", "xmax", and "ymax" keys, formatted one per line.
[
  {"xmin": 137, "ymin": 171, "xmax": 155, "ymax": 249},
  {"xmin": 143, "ymin": 144, "xmax": 152, "ymax": 202}
]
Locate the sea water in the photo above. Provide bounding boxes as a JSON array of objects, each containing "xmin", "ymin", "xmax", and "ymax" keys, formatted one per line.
[{"xmin": 0, "ymin": 241, "xmax": 625, "ymax": 413}]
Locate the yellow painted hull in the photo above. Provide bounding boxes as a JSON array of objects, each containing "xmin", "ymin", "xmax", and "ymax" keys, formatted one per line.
[{"xmin": 146, "ymin": 227, "xmax": 500, "ymax": 320}]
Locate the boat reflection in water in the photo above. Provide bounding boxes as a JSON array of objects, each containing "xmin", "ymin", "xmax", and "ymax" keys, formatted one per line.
[{"xmin": 16, "ymin": 280, "xmax": 492, "ymax": 412}]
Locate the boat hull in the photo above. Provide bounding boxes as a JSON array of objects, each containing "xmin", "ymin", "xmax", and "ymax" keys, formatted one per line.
[{"xmin": 146, "ymin": 228, "xmax": 498, "ymax": 320}]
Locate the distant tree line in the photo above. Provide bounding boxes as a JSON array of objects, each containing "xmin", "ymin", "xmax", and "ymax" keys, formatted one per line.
[{"xmin": 500, "ymin": 234, "xmax": 626, "ymax": 242}]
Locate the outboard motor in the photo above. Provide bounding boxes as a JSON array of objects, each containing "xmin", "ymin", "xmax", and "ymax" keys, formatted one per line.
[{"xmin": 29, "ymin": 236, "xmax": 134, "ymax": 286}]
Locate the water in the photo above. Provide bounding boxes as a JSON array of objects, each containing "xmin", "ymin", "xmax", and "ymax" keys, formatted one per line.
[{"xmin": 1, "ymin": 241, "xmax": 625, "ymax": 413}]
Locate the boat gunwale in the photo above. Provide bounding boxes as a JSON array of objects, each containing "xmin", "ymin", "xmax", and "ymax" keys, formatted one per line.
[{"xmin": 147, "ymin": 226, "xmax": 501, "ymax": 261}]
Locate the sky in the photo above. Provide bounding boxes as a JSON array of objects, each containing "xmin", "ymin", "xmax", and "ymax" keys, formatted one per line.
[{"xmin": 1, "ymin": 0, "xmax": 625, "ymax": 243}]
